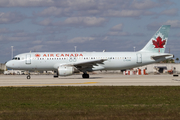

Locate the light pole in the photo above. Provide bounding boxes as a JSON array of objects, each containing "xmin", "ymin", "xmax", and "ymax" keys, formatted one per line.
[
  {"xmin": 11, "ymin": 46, "xmax": 14, "ymax": 74},
  {"xmin": 74, "ymin": 46, "xmax": 77, "ymax": 52},
  {"xmin": 11, "ymin": 46, "xmax": 13, "ymax": 59},
  {"xmin": 134, "ymin": 46, "xmax": 136, "ymax": 52}
]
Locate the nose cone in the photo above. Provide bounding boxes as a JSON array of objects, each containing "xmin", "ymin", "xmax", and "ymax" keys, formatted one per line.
[{"xmin": 6, "ymin": 60, "xmax": 14, "ymax": 69}]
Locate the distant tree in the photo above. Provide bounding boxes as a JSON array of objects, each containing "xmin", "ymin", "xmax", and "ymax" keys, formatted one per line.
[
  {"xmin": 176, "ymin": 58, "xmax": 179, "ymax": 63},
  {"xmin": 160, "ymin": 59, "xmax": 175, "ymax": 63},
  {"xmin": 170, "ymin": 59, "xmax": 175, "ymax": 63}
]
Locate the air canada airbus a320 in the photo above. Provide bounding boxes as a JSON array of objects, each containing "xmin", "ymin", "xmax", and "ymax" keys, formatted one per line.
[{"xmin": 6, "ymin": 25, "xmax": 174, "ymax": 79}]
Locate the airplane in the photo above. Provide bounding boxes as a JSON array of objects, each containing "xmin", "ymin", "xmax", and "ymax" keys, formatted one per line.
[{"xmin": 6, "ymin": 25, "xmax": 173, "ymax": 79}]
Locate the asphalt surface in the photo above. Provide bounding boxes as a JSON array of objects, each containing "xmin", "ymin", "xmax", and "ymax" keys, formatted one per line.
[{"xmin": 0, "ymin": 74, "xmax": 180, "ymax": 87}]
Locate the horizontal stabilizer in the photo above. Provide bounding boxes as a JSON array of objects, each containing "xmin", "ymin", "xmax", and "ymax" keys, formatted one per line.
[{"xmin": 151, "ymin": 54, "xmax": 173, "ymax": 60}]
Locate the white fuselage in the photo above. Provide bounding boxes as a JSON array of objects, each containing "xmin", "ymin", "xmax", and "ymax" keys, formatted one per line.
[{"xmin": 6, "ymin": 52, "xmax": 173, "ymax": 71}]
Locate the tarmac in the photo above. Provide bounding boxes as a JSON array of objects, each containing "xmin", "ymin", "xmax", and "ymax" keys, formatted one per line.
[{"xmin": 1, "ymin": 74, "xmax": 180, "ymax": 87}]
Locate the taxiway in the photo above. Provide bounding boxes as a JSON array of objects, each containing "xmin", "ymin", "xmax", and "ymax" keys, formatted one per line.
[{"xmin": 0, "ymin": 74, "xmax": 180, "ymax": 87}]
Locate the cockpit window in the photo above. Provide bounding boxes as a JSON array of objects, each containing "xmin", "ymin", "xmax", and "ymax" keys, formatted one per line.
[{"xmin": 12, "ymin": 57, "xmax": 20, "ymax": 60}]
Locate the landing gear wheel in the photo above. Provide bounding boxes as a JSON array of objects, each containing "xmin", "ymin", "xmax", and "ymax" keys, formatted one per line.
[
  {"xmin": 54, "ymin": 75, "xmax": 58, "ymax": 78},
  {"xmin": 54, "ymin": 71, "xmax": 59, "ymax": 78},
  {"xmin": 82, "ymin": 73, "xmax": 89, "ymax": 78},
  {"xmin": 27, "ymin": 75, "xmax": 31, "ymax": 79},
  {"xmin": 27, "ymin": 73, "xmax": 31, "ymax": 79}
]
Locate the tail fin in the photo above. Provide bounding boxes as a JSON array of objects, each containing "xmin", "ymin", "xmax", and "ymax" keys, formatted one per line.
[{"xmin": 140, "ymin": 25, "xmax": 171, "ymax": 53}]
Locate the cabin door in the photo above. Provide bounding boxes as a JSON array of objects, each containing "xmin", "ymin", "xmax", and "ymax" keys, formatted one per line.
[
  {"xmin": 137, "ymin": 53, "xmax": 142, "ymax": 63},
  {"xmin": 26, "ymin": 54, "xmax": 31, "ymax": 64}
]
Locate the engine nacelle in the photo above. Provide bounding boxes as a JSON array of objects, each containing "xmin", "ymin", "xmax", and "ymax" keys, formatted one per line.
[{"xmin": 58, "ymin": 66, "xmax": 74, "ymax": 76}]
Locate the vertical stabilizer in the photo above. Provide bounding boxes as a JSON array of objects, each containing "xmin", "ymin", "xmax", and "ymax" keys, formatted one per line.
[{"xmin": 140, "ymin": 25, "xmax": 170, "ymax": 53}]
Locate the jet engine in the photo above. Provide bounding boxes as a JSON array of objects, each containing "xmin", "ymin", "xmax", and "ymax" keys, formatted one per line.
[{"xmin": 58, "ymin": 66, "xmax": 74, "ymax": 76}]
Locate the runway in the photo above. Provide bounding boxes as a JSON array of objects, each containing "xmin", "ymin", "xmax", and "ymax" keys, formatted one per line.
[{"xmin": 1, "ymin": 74, "xmax": 180, "ymax": 87}]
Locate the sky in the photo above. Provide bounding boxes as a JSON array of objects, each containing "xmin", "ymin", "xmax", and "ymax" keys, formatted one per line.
[{"xmin": 0, "ymin": 0, "xmax": 180, "ymax": 63}]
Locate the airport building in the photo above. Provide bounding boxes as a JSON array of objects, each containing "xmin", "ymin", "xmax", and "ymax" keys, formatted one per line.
[
  {"xmin": 138, "ymin": 63, "xmax": 178, "ymax": 74},
  {"xmin": 0, "ymin": 63, "xmax": 6, "ymax": 70},
  {"xmin": 0, "ymin": 63, "xmax": 6, "ymax": 74},
  {"xmin": 97, "ymin": 63, "xmax": 179, "ymax": 75}
]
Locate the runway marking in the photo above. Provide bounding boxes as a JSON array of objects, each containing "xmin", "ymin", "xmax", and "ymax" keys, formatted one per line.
[
  {"xmin": 0, "ymin": 82, "xmax": 98, "ymax": 87},
  {"xmin": 172, "ymin": 79, "xmax": 180, "ymax": 81}
]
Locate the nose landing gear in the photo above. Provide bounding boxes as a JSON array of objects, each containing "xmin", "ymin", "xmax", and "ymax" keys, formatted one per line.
[{"xmin": 27, "ymin": 73, "xmax": 31, "ymax": 79}]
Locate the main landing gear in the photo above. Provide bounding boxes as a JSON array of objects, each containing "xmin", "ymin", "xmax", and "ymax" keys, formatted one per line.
[
  {"xmin": 27, "ymin": 73, "xmax": 31, "ymax": 79},
  {"xmin": 82, "ymin": 73, "xmax": 89, "ymax": 78},
  {"xmin": 54, "ymin": 71, "xmax": 58, "ymax": 78}
]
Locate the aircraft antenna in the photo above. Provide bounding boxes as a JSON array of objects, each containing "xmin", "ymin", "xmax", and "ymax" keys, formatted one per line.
[{"xmin": 11, "ymin": 46, "xmax": 13, "ymax": 59}]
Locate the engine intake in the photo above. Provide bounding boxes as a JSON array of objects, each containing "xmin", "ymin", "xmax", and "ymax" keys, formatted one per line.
[{"xmin": 58, "ymin": 66, "xmax": 74, "ymax": 76}]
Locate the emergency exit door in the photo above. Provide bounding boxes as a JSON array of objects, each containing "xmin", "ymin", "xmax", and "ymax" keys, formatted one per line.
[
  {"xmin": 26, "ymin": 54, "xmax": 31, "ymax": 64},
  {"xmin": 136, "ymin": 53, "xmax": 142, "ymax": 63}
]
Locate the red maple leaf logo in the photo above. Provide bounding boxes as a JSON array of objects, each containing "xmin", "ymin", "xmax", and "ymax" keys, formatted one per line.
[
  {"xmin": 152, "ymin": 36, "xmax": 166, "ymax": 48},
  {"xmin": 35, "ymin": 54, "xmax": 41, "ymax": 57}
]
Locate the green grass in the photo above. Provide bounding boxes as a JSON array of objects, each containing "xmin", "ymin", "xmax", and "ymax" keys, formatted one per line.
[{"xmin": 0, "ymin": 86, "xmax": 180, "ymax": 120}]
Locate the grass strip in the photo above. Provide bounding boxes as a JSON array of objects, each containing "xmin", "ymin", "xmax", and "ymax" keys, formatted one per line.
[{"xmin": 0, "ymin": 86, "xmax": 180, "ymax": 120}]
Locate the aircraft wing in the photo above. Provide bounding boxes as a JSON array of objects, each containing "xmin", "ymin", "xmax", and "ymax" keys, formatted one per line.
[
  {"xmin": 53, "ymin": 59, "xmax": 107, "ymax": 71},
  {"xmin": 73, "ymin": 59, "xmax": 107, "ymax": 70}
]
